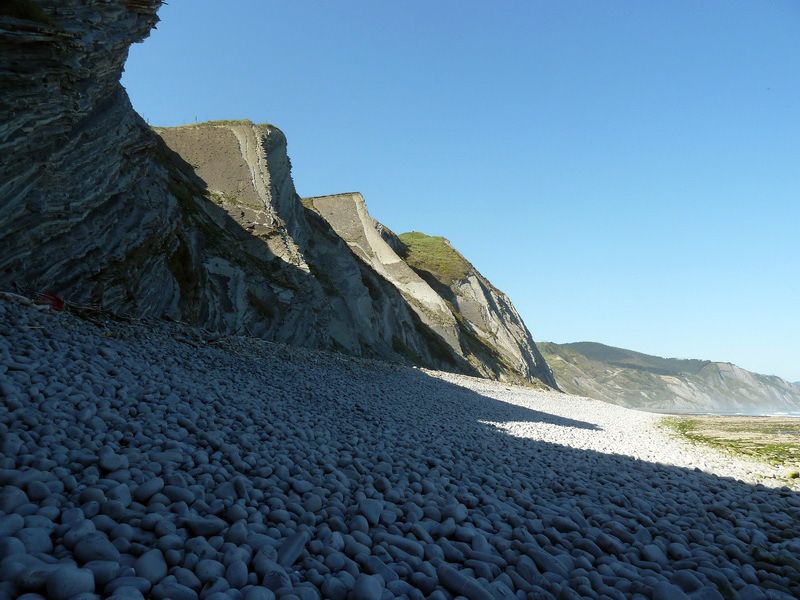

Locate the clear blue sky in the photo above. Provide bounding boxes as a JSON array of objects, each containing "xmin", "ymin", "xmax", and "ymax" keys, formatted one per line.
[{"xmin": 122, "ymin": 1, "xmax": 800, "ymax": 381}]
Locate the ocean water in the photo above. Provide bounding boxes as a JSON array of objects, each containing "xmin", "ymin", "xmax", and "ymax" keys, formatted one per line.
[
  {"xmin": 667, "ymin": 411, "xmax": 800, "ymax": 417},
  {"xmin": 723, "ymin": 412, "xmax": 800, "ymax": 417}
]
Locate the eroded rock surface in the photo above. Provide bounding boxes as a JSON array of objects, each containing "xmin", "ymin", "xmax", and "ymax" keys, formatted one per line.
[
  {"xmin": 154, "ymin": 122, "xmax": 471, "ymax": 372},
  {"xmin": 394, "ymin": 231, "xmax": 557, "ymax": 387},
  {"xmin": 304, "ymin": 196, "xmax": 556, "ymax": 387},
  {"xmin": 0, "ymin": 1, "xmax": 552, "ymax": 384}
]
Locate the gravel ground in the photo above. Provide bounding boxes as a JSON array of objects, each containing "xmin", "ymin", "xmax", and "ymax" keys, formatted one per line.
[
  {"xmin": 1, "ymin": 295, "xmax": 799, "ymax": 600},
  {"xmin": 427, "ymin": 371, "xmax": 800, "ymax": 490}
]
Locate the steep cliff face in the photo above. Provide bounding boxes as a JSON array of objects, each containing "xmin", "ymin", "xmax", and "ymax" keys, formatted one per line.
[
  {"xmin": 0, "ymin": 0, "xmax": 166, "ymax": 311},
  {"xmin": 302, "ymin": 194, "xmax": 463, "ymax": 353},
  {"xmin": 298, "ymin": 197, "xmax": 555, "ymax": 385},
  {"xmin": 0, "ymin": 1, "xmax": 555, "ymax": 386},
  {"xmin": 155, "ymin": 122, "xmax": 308, "ymax": 260},
  {"xmin": 392, "ymin": 232, "xmax": 558, "ymax": 387},
  {"xmin": 153, "ymin": 122, "xmax": 472, "ymax": 371},
  {"xmin": 541, "ymin": 341, "xmax": 800, "ymax": 413},
  {"xmin": 1, "ymin": 2, "xmax": 322, "ymax": 342}
]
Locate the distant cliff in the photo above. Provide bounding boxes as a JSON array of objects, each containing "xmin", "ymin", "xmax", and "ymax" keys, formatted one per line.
[
  {"xmin": 541, "ymin": 341, "xmax": 800, "ymax": 413},
  {"xmin": 0, "ymin": 2, "xmax": 554, "ymax": 387}
]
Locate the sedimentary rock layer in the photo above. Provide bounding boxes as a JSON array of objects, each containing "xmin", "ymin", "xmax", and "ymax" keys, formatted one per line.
[
  {"xmin": 304, "ymin": 195, "xmax": 556, "ymax": 387},
  {"xmin": 154, "ymin": 122, "xmax": 472, "ymax": 373},
  {"xmin": 0, "ymin": 1, "xmax": 553, "ymax": 386}
]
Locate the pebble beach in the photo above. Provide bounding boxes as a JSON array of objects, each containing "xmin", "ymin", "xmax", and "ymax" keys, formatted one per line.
[{"xmin": 1, "ymin": 296, "xmax": 798, "ymax": 600}]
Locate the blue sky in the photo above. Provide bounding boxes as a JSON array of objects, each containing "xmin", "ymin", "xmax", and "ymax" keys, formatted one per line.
[{"xmin": 122, "ymin": 1, "xmax": 800, "ymax": 381}]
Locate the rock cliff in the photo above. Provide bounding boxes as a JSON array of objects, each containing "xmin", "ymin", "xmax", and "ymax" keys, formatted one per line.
[
  {"xmin": 392, "ymin": 231, "xmax": 557, "ymax": 387},
  {"xmin": 152, "ymin": 121, "xmax": 473, "ymax": 371},
  {"xmin": 303, "ymin": 195, "xmax": 555, "ymax": 385},
  {"xmin": 0, "ymin": 0, "xmax": 555, "ymax": 386},
  {"xmin": 541, "ymin": 341, "xmax": 800, "ymax": 413},
  {"xmin": 300, "ymin": 193, "xmax": 463, "ymax": 354}
]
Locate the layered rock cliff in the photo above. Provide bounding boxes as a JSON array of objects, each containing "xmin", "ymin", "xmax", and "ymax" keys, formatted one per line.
[
  {"xmin": 302, "ymin": 195, "xmax": 555, "ymax": 386},
  {"xmin": 153, "ymin": 121, "xmax": 472, "ymax": 371},
  {"xmin": 0, "ymin": 1, "xmax": 555, "ymax": 386},
  {"xmin": 541, "ymin": 341, "xmax": 800, "ymax": 413},
  {"xmin": 155, "ymin": 125, "xmax": 554, "ymax": 385},
  {"xmin": 0, "ymin": 0, "xmax": 166, "ymax": 311},
  {"xmin": 393, "ymin": 232, "xmax": 557, "ymax": 387}
]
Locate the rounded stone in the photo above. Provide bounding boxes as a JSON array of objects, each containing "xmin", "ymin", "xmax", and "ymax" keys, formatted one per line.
[
  {"xmin": 225, "ymin": 560, "xmax": 248, "ymax": 589},
  {"xmin": 26, "ymin": 481, "xmax": 50, "ymax": 502},
  {"xmin": 16, "ymin": 527, "xmax": 53, "ymax": 554},
  {"xmin": 74, "ymin": 533, "xmax": 120, "ymax": 563},
  {"xmin": 352, "ymin": 574, "xmax": 383, "ymax": 600},
  {"xmin": 320, "ymin": 578, "xmax": 348, "ymax": 600},
  {"xmin": 0, "ymin": 536, "xmax": 26, "ymax": 560},
  {"xmin": 243, "ymin": 587, "xmax": 276, "ymax": 600},
  {"xmin": 195, "ymin": 558, "xmax": 225, "ymax": 583},
  {"xmin": 134, "ymin": 548, "xmax": 168, "ymax": 584},
  {"xmin": 46, "ymin": 566, "xmax": 95, "ymax": 600}
]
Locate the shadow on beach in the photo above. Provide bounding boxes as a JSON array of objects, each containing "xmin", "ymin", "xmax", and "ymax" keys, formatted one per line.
[{"xmin": 1, "ymin": 305, "xmax": 799, "ymax": 599}]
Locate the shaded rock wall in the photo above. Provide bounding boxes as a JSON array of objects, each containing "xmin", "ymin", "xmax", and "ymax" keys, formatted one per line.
[
  {"xmin": 0, "ymin": 1, "xmax": 555, "ymax": 386},
  {"xmin": 303, "ymin": 193, "xmax": 463, "ymax": 352},
  {"xmin": 0, "ymin": 0, "xmax": 166, "ymax": 311},
  {"xmin": 154, "ymin": 122, "xmax": 471, "ymax": 371}
]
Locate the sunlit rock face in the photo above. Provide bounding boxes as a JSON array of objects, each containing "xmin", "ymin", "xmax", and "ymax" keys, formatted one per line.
[
  {"xmin": 299, "ymin": 195, "xmax": 556, "ymax": 387},
  {"xmin": 0, "ymin": 1, "xmax": 555, "ymax": 386}
]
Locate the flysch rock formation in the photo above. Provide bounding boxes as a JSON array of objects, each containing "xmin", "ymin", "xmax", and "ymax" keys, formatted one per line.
[
  {"xmin": 0, "ymin": 0, "xmax": 295, "ymax": 336},
  {"xmin": 0, "ymin": 1, "xmax": 555, "ymax": 386},
  {"xmin": 303, "ymin": 195, "xmax": 556, "ymax": 387},
  {"xmin": 302, "ymin": 194, "xmax": 460, "ymax": 354},
  {"xmin": 392, "ymin": 231, "xmax": 558, "ymax": 389},
  {"xmin": 153, "ymin": 122, "xmax": 471, "ymax": 374}
]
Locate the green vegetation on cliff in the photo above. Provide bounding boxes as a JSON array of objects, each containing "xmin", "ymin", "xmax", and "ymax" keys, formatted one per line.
[{"xmin": 397, "ymin": 232, "xmax": 471, "ymax": 286}]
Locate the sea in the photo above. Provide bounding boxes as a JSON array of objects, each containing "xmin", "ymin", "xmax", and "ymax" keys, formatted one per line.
[
  {"xmin": 713, "ymin": 412, "xmax": 800, "ymax": 417},
  {"xmin": 665, "ymin": 411, "xmax": 800, "ymax": 417}
]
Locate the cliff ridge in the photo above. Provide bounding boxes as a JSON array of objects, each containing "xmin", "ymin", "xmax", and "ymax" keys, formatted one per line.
[
  {"xmin": 542, "ymin": 341, "xmax": 800, "ymax": 413},
  {"xmin": 0, "ymin": 1, "xmax": 555, "ymax": 387}
]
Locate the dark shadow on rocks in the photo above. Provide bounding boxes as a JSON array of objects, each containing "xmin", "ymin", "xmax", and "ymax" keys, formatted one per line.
[{"xmin": 1, "ymin": 303, "xmax": 798, "ymax": 599}]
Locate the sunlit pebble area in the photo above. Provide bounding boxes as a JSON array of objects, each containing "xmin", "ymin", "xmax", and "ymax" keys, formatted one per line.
[
  {"xmin": 1, "ymin": 296, "xmax": 799, "ymax": 600},
  {"xmin": 428, "ymin": 371, "xmax": 798, "ymax": 489}
]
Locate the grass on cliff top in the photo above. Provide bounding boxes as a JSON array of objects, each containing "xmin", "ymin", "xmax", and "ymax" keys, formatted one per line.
[
  {"xmin": 153, "ymin": 120, "xmax": 276, "ymax": 130},
  {"xmin": 661, "ymin": 416, "xmax": 800, "ymax": 470},
  {"xmin": 397, "ymin": 232, "xmax": 471, "ymax": 286}
]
